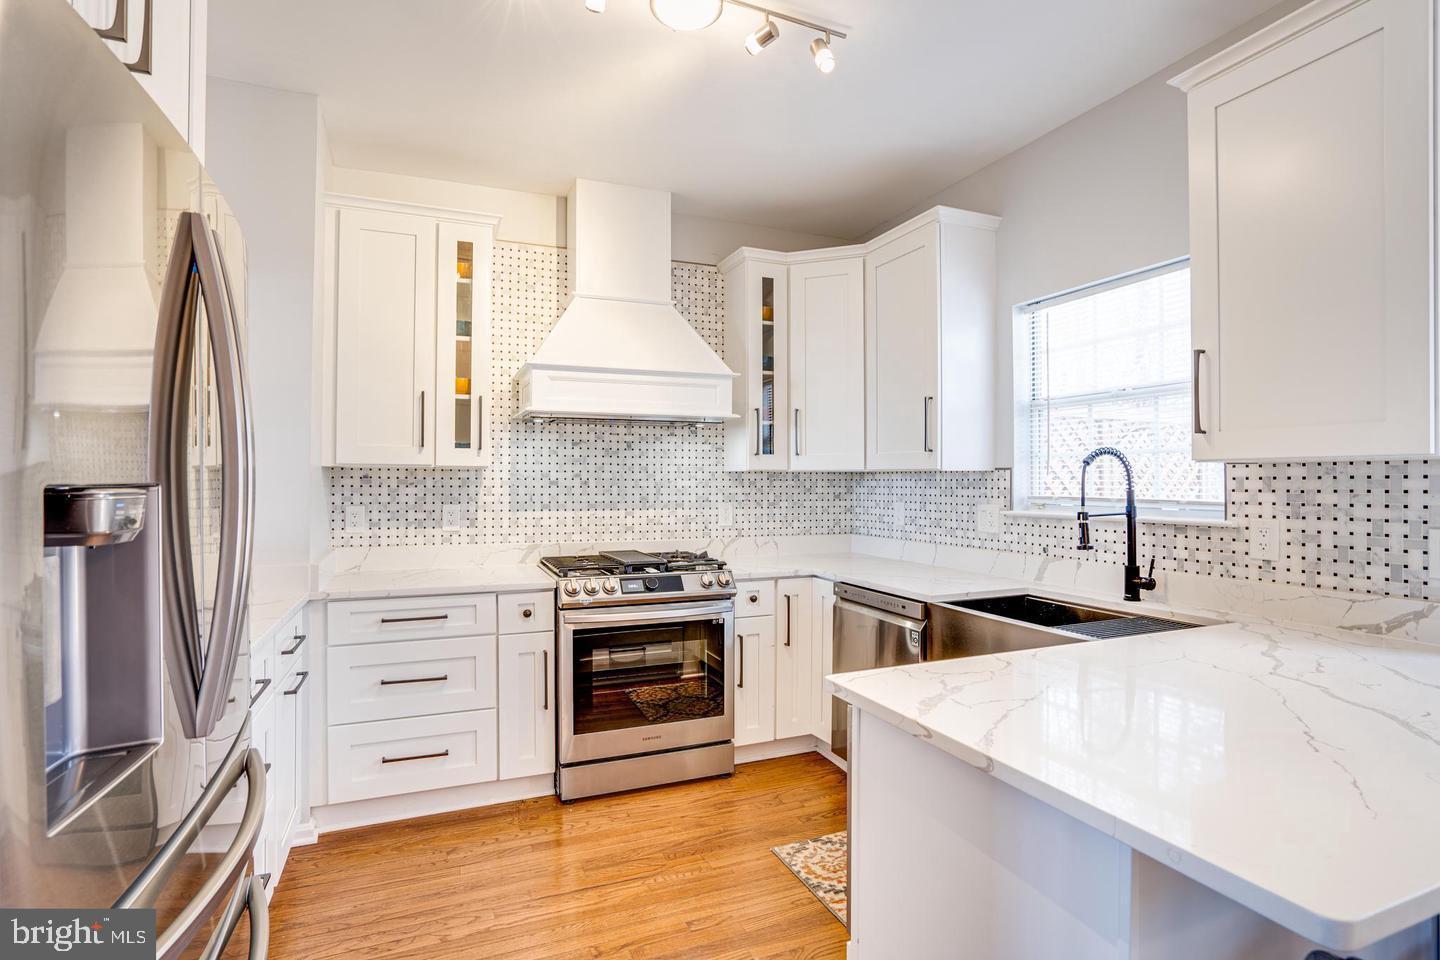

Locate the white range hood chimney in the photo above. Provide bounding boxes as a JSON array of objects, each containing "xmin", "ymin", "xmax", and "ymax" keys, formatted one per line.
[
  {"xmin": 518, "ymin": 179, "xmax": 736, "ymax": 422},
  {"xmin": 34, "ymin": 124, "xmax": 159, "ymax": 409}
]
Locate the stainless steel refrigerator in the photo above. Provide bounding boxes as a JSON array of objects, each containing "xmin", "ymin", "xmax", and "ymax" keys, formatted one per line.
[{"xmin": 1, "ymin": 1, "xmax": 265, "ymax": 957}]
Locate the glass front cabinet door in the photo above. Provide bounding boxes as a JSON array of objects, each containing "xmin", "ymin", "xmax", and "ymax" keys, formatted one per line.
[
  {"xmin": 721, "ymin": 254, "xmax": 788, "ymax": 470},
  {"xmin": 435, "ymin": 220, "xmax": 495, "ymax": 467}
]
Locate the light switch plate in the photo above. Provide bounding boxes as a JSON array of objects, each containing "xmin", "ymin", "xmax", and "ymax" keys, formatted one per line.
[
  {"xmin": 1250, "ymin": 518, "xmax": 1281, "ymax": 562},
  {"xmin": 976, "ymin": 502, "xmax": 1002, "ymax": 536},
  {"xmin": 718, "ymin": 503, "xmax": 736, "ymax": 527},
  {"xmin": 442, "ymin": 505, "xmax": 464, "ymax": 531},
  {"xmin": 344, "ymin": 505, "xmax": 368, "ymax": 532}
]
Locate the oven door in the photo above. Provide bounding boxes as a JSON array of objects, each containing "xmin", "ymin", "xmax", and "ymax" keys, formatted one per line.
[{"xmin": 559, "ymin": 600, "xmax": 734, "ymax": 766}]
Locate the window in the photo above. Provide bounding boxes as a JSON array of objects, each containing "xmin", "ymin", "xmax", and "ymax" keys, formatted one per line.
[{"xmin": 1018, "ymin": 262, "xmax": 1224, "ymax": 515}]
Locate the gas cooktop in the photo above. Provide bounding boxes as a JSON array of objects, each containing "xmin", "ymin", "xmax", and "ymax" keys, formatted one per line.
[{"xmin": 540, "ymin": 550, "xmax": 734, "ymax": 606}]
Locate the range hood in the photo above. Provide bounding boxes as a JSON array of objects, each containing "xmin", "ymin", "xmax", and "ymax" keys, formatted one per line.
[
  {"xmin": 34, "ymin": 124, "xmax": 159, "ymax": 409},
  {"xmin": 518, "ymin": 179, "xmax": 736, "ymax": 423}
]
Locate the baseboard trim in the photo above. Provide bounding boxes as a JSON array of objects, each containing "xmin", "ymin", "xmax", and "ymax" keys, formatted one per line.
[
  {"xmin": 815, "ymin": 743, "xmax": 846, "ymax": 773},
  {"xmin": 313, "ymin": 774, "xmax": 556, "ymax": 835},
  {"xmin": 736, "ymin": 736, "xmax": 822, "ymax": 764},
  {"xmin": 289, "ymin": 818, "xmax": 319, "ymax": 847}
]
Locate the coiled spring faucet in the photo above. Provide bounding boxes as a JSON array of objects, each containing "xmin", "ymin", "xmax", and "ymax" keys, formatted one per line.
[{"xmin": 1077, "ymin": 446, "xmax": 1156, "ymax": 602}]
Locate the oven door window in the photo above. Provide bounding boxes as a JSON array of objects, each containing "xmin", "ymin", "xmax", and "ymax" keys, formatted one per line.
[{"xmin": 571, "ymin": 619, "xmax": 726, "ymax": 736}]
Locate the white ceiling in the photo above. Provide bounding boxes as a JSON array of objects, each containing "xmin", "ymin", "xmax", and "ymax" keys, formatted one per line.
[{"xmin": 208, "ymin": 0, "xmax": 1279, "ymax": 239}]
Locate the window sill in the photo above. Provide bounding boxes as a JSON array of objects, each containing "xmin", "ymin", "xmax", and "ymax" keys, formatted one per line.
[{"xmin": 1002, "ymin": 509, "xmax": 1239, "ymax": 529}]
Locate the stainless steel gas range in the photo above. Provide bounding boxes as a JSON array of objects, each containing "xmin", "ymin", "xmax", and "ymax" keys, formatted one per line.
[{"xmin": 541, "ymin": 550, "xmax": 737, "ymax": 801}]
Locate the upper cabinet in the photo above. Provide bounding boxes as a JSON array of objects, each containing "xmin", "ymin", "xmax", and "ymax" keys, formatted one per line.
[
  {"xmin": 322, "ymin": 196, "xmax": 500, "ymax": 468},
  {"xmin": 865, "ymin": 209, "xmax": 998, "ymax": 471},
  {"xmin": 69, "ymin": 0, "xmax": 208, "ymax": 157},
  {"xmin": 1171, "ymin": 0, "xmax": 1437, "ymax": 460},
  {"xmin": 789, "ymin": 255, "xmax": 865, "ymax": 471},
  {"xmin": 721, "ymin": 207, "xmax": 993, "ymax": 474},
  {"xmin": 722, "ymin": 255, "xmax": 790, "ymax": 470}
]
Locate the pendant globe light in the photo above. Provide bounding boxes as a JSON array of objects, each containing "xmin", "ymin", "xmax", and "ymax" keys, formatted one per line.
[{"xmin": 650, "ymin": 0, "xmax": 723, "ymax": 31}]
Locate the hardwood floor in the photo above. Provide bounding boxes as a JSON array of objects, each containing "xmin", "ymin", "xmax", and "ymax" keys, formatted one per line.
[{"xmin": 266, "ymin": 753, "xmax": 848, "ymax": 959}]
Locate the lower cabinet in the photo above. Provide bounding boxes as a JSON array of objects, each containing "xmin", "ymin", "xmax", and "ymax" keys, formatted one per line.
[
  {"xmin": 734, "ymin": 616, "xmax": 777, "ymax": 747},
  {"xmin": 327, "ymin": 710, "xmax": 499, "ymax": 803},
  {"xmin": 498, "ymin": 631, "xmax": 556, "ymax": 779},
  {"xmin": 775, "ymin": 578, "xmax": 817, "ymax": 740},
  {"xmin": 248, "ymin": 607, "xmax": 310, "ymax": 898},
  {"xmin": 813, "ymin": 580, "xmax": 836, "ymax": 745}
]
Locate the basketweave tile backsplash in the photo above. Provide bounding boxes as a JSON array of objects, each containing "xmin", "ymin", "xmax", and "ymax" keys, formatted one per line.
[{"xmin": 327, "ymin": 243, "xmax": 1434, "ymax": 602}]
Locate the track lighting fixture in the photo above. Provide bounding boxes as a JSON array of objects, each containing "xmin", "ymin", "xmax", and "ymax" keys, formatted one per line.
[
  {"xmin": 744, "ymin": 15, "xmax": 780, "ymax": 55},
  {"xmin": 584, "ymin": 0, "xmax": 846, "ymax": 72}
]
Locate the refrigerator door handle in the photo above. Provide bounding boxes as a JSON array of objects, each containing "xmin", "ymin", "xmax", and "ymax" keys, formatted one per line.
[
  {"xmin": 151, "ymin": 211, "xmax": 255, "ymax": 740},
  {"xmin": 115, "ymin": 715, "xmax": 266, "ymax": 960},
  {"xmin": 196, "ymin": 869, "xmax": 269, "ymax": 960}
]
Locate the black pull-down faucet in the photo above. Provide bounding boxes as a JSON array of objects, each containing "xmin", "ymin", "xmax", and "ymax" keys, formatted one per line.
[{"xmin": 1076, "ymin": 446, "xmax": 1157, "ymax": 602}]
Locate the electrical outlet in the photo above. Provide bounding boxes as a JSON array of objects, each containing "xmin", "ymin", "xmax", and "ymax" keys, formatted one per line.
[
  {"xmin": 718, "ymin": 503, "xmax": 736, "ymax": 527},
  {"xmin": 442, "ymin": 505, "xmax": 464, "ymax": 531},
  {"xmin": 1250, "ymin": 518, "xmax": 1281, "ymax": 562},
  {"xmin": 344, "ymin": 505, "xmax": 368, "ymax": 532},
  {"xmin": 976, "ymin": 502, "xmax": 1002, "ymax": 536},
  {"xmin": 891, "ymin": 501, "xmax": 905, "ymax": 528}
]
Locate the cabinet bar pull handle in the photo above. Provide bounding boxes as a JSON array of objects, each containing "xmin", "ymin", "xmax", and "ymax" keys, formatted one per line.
[
  {"xmin": 753, "ymin": 408, "xmax": 761, "ymax": 456},
  {"xmin": 794, "ymin": 408, "xmax": 802, "ymax": 457},
  {"xmin": 477, "ymin": 396, "xmax": 483, "ymax": 453},
  {"xmin": 379, "ymin": 674, "xmax": 447, "ymax": 686},
  {"xmin": 281, "ymin": 634, "xmax": 306, "ymax": 656},
  {"xmin": 737, "ymin": 633, "xmax": 745, "ymax": 689},
  {"xmin": 923, "ymin": 396, "xmax": 934, "ymax": 453},
  {"xmin": 381, "ymin": 749, "xmax": 449, "ymax": 764},
  {"xmin": 95, "ymin": 0, "xmax": 128, "ymax": 41},
  {"xmin": 419, "ymin": 390, "xmax": 426, "ymax": 450},
  {"xmin": 283, "ymin": 671, "xmax": 309, "ymax": 696},
  {"xmin": 784, "ymin": 594, "xmax": 793, "ymax": 646},
  {"xmin": 122, "ymin": 0, "xmax": 152, "ymax": 74},
  {"xmin": 380, "ymin": 613, "xmax": 450, "ymax": 625},
  {"xmin": 542, "ymin": 650, "xmax": 549, "ymax": 710},
  {"xmin": 249, "ymin": 677, "xmax": 271, "ymax": 707},
  {"xmin": 1192, "ymin": 349, "xmax": 1207, "ymax": 436}
]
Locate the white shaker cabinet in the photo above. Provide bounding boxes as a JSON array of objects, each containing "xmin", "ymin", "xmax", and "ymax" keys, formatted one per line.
[
  {"xmin": 1171, "ymin": 0, "xmax": 1436, "ymax": 459},
  {"xmin": 812, "ymin": 579, "xmax": 836, "ymax": 745},
  {"xmin": 734, "ymin": 616, "xmax": 776, "ymax": 747},
  {"xmin": 324, "ymin": 197, "xmax": 500, "ymax": 467},
  {"xmin": 864, "ymin": 209, "xmax": 999, "ymax": 471},
  {"xmin": 721, "ymin": 255, "xmax": 790, "ymax": 470},
  {"xmin": 788, "ymin": 256, "xmax": 865, "ymax": 471},
  {"xmin": 498, "ymin": 631, "xmax": 555, "ymax": 780},
  {"xmin": 774, "ymin": 578, "xmax": 818, "ymax": 740}
]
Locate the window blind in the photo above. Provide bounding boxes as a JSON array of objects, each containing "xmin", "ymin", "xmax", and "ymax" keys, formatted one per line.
[{"xmin": 1023, "ymin": 264, "xmax": 1223, "ymax": 508}]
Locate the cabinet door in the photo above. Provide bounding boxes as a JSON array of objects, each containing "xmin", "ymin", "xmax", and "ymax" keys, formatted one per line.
[
  {"xmin": 498, "ymin": 632, "xmax": 556, "ymax": 780},
  {"xmin": 813, "ymin": 580, "xmax": 836, "ymax": 744},
  {"xmin": 866, "ymin": 224, "xmax": 940, "ymax": 469},
  {"xmin": 275, "ymin": 668, "xmax": 304, "ymax": 854},
  {"xmin": 248, "ymin": 689, "xmax": 277, "ymax": 894},
  {"xmin": 334, "ymin": 208, "xmax": 437, "ymax": 465},
  {"xmin": 1184, "ymin": 0, "xmax": 1433, "ymax": 459},
  {"xmin": 435, "ymin": 221, "xmax": 493, "ymax": 467},
  {"xmin": 725, "ymin": 260, "xmax": 789, "ymax": 470},
  {"xmin": 734, "ymin": 616, "xmax": 776, "ymax": 747},
  {"xmin": 774, "ymin": 579, "xmax": 817, "ymax": 740},
  {"xmin": 72, "ymin": 0, "xmax": 196, "ymax": 147},
  {"xmin": 790, "ymin": 258, "xmax": 864, "ymax": 470}
]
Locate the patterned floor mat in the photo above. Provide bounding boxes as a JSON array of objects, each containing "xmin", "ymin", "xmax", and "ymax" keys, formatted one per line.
[{"xmin": 771, "ymin": 831, "xmax": 848, "ymax": 925}]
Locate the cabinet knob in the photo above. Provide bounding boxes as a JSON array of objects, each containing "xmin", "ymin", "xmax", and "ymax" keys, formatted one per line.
[
  {"xmin": 748, "ymin": 593, "xmax": 759, "ymax": 603},
  {"xmin": 521, "ymin": 607, "xmax": 533, "ymax": 619}
]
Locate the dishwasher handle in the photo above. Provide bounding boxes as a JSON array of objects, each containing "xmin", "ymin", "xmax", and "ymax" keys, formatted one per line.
[{"xmin": 834, "ymin": 597, "xmax": 928, "ymax": 639}]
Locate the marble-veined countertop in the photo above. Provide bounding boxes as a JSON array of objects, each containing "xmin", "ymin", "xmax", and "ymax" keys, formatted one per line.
[{"xmin": 829, "ymin": 617, "xmax": 1440, "ymax": 950}]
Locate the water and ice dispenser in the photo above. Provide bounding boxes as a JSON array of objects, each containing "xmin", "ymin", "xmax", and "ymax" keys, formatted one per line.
[{"xmin": 42, "ymin": 484, "xmax": 163, "ymax": 833}]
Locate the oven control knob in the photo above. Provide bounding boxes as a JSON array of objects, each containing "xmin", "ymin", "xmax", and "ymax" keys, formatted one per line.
[
  {"xmin": 699, "ymin": 573, "xmax": 715, "ymax": 589},
  {"xmin": 716, "ymin": 572, "xmax": 733, "ymax": 588},
  {"xmin": 563, "ymin": 580, "xmax": 580, "ymax": 597},
  {"xmin": 643, "ymin": 577, "xmax": 660, "ymax": 591},
  {"xmin": 583, "ymin": 579, "xmax": 600, "ymax": 596},
  {"xmin": 602, "ymin": 578, "xmax": 618, "ymax": 594}
]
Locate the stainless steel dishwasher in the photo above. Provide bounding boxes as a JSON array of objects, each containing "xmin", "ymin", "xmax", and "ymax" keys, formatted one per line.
[{"xmin": 830, "ymin": 583, "xmax": 927, "ymax": 762}]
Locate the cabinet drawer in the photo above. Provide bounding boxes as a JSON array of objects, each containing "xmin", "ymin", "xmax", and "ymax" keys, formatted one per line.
[
  {"xmin": 328, "ymin": 594, "xmax": 497, "ymax": 646},
  {"xmin": 274, "ymin": 609, "xmax": 309, "ymax": 679},
  {"xmin": 736, "ymin": 580, "xmax": 775, "ymax": 617},
  {"xmin": 498, "ymin": 591, "xmax": 554, "ymax": 634},
  {"xmin": 327, "ymin": 710, "xmax": 498, "ymax": 804},
  {"xmin": 328, "ymin": 635, "xmax": 497, "ymax": 725}
]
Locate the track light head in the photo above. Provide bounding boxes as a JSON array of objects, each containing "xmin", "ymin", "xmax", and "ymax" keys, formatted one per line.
[
  {"xmin": 810, "ymin": 34, "xmax": 835, "ymax": 73},
  {"xmin": 744, "ymin": 16, "xmax": 780, "ymax": 55}
]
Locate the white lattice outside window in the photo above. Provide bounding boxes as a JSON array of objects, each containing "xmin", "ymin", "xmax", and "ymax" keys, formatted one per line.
[{"xmin": 1018, "ymin": 262, "xmax": 1224, "ymax": 517}]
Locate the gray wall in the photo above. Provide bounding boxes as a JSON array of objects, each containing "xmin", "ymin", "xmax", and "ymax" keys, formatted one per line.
[
  {"xmin": 206, "ymin": 79, "xmax": 326, "ymax": 571},
  {"xmin": 870, "ymin": 0, "xmax": 1306, "ymax": 468}
]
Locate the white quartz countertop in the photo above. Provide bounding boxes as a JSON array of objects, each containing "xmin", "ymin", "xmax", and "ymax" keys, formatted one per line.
[{"xmin": 829, "ymin": 619, "xmax": 1440, "ymax": 950}]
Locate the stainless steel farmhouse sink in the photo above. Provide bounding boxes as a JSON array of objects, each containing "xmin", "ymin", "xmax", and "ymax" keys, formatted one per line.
[{"xmin": 928, "ymin": 594, "xmax": 1210, "ymax": 660}]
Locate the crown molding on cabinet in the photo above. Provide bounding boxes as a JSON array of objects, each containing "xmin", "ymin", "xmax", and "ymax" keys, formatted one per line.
[
  {"xmin": 1168, "ymin": 0, "xmax": 1367, "ymax": 91},
  {"xmin": 324, "ymin": 192, "xmax": 504, "ymax": 228}
]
